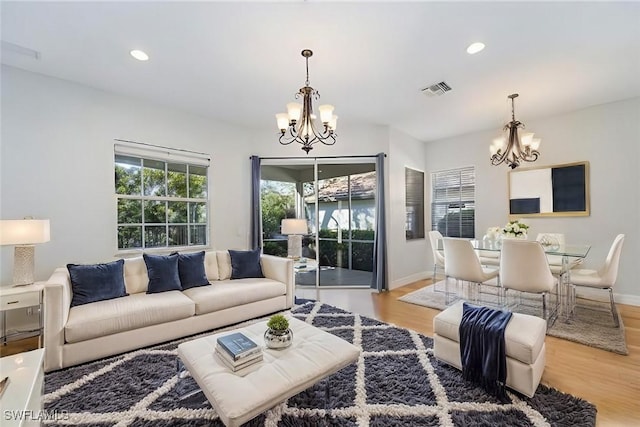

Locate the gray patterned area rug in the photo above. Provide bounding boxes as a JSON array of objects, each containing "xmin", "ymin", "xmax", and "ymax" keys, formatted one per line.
[
  {"xmin": 399, "ymin": 282, "xmax": 628, "ymax": 355},
  {"xmin": 44, "ymin": 302, "xmax": 596, "ymax": 426}
]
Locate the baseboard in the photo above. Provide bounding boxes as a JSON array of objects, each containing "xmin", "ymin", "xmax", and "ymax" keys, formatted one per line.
[
  {"xmin": 390, "ymin": 271, "xmax": 430, "ymax": 290},
  {"xmin": 615, "ymin": 293, "xmax": 640, "ymax": 307}
]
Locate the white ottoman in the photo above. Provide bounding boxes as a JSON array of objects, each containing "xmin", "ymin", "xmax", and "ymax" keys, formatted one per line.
[
  {"xmin": 433, "ymin": 301, "xmax": 546, "ymax": 398},
  {"xmin": 178, "ymin": 317, "xmax": 360, "ymax": 427}
]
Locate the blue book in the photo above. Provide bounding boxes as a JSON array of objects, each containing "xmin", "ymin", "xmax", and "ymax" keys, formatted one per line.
[{"xmin": 216, "ymin": 332, "xmax": 259, "ymax": 360}]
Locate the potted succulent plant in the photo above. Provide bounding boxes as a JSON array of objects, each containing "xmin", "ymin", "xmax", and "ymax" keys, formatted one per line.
[{"xmin": 264, "ymin": 314, "xmax": 293, "ymax": 349}]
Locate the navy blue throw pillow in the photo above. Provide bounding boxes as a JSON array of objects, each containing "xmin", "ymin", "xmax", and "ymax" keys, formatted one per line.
[
  {"xmin": 229, "ymin": 249, "xmax": 264, "ymax": 279},
  {"xmin": 67, "ymin": 259, "xmax": 128, "ymax": 307},
  {"xmin": 143, "ymin": 253, "xmax": 182, "ymax": 293},
  {"xmin": 171, "ymin": 251, "xmax": 210, "ymax": 290}
]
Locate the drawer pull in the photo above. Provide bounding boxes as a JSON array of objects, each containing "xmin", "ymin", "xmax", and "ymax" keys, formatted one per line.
[{"xmin": 7, "ymin": 301, "xmax": 19, "ymax": 305}]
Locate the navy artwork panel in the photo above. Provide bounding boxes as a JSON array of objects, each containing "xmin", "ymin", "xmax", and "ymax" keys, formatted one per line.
[
  {"xmin": 510, "ymin": 198, "xmax": 541, "ymax": 214},
  {"xmin": 551, "ymin": 164, "xmax": 586, "ymax": 212}
]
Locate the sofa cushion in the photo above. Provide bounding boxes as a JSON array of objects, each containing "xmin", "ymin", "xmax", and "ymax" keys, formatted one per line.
[
  {"xmin": 217, "ymin": 251, "xmax": 232, "ymax": 280},
  {"xmin": 204, "ymin": 252, "xmax": 219, "ymax": 281},
  {"xmin": 67, "ymin": 260, "xmax": 128, "ymax": 307},
  {"xmin": 65, "ymin": 291, "xmax": 195, "ymax": 343},
  {"xmin": 173, "ymin": 251, "xmax": 210, "ymax": 290},
  {"xmin": 216, "ymin": 251, "xmax": 231, "ymax": 280},
  {"xmin": 229, "ymin": 249, "xmax": 264, "ymax": 279},
  {"xmin": 144, "ymin": 253, "xmax": 182, "ymax": 293},
  {"xmin": 123, "ymin": 257, "xmax": 149, "ymax": 294},
  {"xmin": 182, "ymin": 279, "xmax": 286, "ymax": 315}
]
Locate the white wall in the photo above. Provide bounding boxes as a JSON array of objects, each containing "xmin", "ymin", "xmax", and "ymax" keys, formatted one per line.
[
  {"xmin": 388, "ymin": 128, "xmax": 430, "ymax": 289},
  {"xmin": 424, "ymin": 97, "xmax": 640, "ymax": 303},
  {"xmin": 0, "ymin": 66, "xmax": 255, "ymax": 284}
]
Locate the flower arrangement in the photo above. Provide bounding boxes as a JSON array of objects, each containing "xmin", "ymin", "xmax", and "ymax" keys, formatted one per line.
[{"xmin": 502, "ymin": 219, "xmax": 529, "ymax": 238}]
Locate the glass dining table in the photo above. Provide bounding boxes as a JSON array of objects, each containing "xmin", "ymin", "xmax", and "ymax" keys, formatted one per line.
[{"xmin": 437, "ymin": 238, "xmax": 591, "ymax": 320}]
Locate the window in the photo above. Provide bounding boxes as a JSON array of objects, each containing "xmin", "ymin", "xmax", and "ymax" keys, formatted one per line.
[
  {"xmin": 431, "ymin": 166, "xmax": 475, "ymax": 238},
  {"xmin": 405, "ymin": 167, "xmax": 425, "ymax": 240},
  {"xmin": 114, "ymin": 141, "xmax": 210, "ymax": 250}
]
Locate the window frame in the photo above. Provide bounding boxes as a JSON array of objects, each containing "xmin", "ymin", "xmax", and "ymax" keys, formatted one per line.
[
  {"xmin": 430, "ymin": 166, "xmax": 475, "ymax": 239},
  {"xmin": 114, "ymin": 141, "xmax": 210, "ymax": 253}
]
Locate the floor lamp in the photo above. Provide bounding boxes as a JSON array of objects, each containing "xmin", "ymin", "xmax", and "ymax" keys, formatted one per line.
[
  {"xmin": 281, "ymin": 219, "xmax": 308, "ymax": 259},
  {"xmin": 0, "ymin": 219, "xmax": 51, "ymax": 286}
]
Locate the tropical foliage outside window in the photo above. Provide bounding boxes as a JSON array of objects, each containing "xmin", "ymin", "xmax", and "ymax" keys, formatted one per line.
[
  {"xmin": 115, "ymin": 155, "xmax": 208, "ymax": 250},
  {"xmin": 260, "ymin": 171, "xmax": 376, "ymax": 272}
]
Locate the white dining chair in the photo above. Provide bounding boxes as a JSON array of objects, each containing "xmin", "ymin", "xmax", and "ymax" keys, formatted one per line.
[
  {"xmin": 443, "ymin": 237, "xmax": 500, "ymax": 306},
  {"xmin": 535, "ymin": 233, "xmax": 582, "ymax": 275},
  {"xmin": 568, "ymin": 234, "xmax": 624, "ymax": 327},
  {"xmin": 428, "ymin": 230, "xmax": 446, "ymax": 284},
  {"xmin": 500, "ymin": 239, "xmax": 558, "ymax": 323}
]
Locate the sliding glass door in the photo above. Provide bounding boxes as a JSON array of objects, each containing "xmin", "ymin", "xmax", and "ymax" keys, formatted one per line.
[{"xmin": 260, "ymin": 158, "xmax": 376, "ymax": 288}]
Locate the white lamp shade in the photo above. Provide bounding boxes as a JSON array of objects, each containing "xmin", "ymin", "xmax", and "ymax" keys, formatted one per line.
[
  {"xmin": 318, "ymin": 104, "xmax": 335, "ymax": 123},
  {"xmin": 276, "ymin": 113, "xmax": 289, "ymax": 131},
  {"xmin": 521, "ymin": 132, "xmax": 534, "ymax": 147},
  {"xmin": 286, "ymin": 103, "xmax": 302, "ymax": 122},
  {"xmin": 493, "ymin": 137, "xmax": 505, "ymax": 150},
  {"xmin": 281, "ymin": 218, "xmax": 308, "ymax": 235},
  {"xmin": 328, "ymin": 115, "xmax": 338, "ymax": 131},
  {"xmin": 0, "ymin": 219, "xmax": 50, "ymax": 245}
]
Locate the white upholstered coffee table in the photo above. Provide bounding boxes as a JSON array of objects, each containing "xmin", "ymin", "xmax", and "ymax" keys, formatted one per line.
[{"xmin": 177, "ymin": 316, "xmax": 360, "ymax": 427}]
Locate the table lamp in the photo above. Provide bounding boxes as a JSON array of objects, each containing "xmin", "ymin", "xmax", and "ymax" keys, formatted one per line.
[
  {"xmin": 281, "ymin": 219, "xmax": 308, "ymax": 259},
  {"xmin": 0, "ymin": 219, "xmax": 50, "ymax": 286}
]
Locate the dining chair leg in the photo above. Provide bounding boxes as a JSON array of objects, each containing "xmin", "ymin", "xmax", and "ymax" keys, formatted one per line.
[
  {"xmin": 609, "ymin": 288, "xmax": 620, "ymax": 328},
  {"xmin": 444, "ymin": 276, "xmax": 459, "ymax": 306},
  {"xmin": 542, "ymin": 294, "xmax": 547, "ymax": 321}
]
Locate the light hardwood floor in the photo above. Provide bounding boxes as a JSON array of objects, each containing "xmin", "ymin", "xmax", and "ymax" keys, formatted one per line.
[{"xmin": 3, "ymin": 280, "xmax": 638, "ymax": 426}]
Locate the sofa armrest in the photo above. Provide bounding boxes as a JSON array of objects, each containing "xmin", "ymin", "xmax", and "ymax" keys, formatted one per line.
[
  {"xmin": 260, "ymin": 255, "xmax": 294, "ymax": 308},
  {"xmin": 43, "ymin": 268, "xmax": 72, "ymax": 372}
]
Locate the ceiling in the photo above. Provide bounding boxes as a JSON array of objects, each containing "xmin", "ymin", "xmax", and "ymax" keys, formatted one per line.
[{"xmin": 2, "ymin": 1, "xmax": 639, "ymax": 142}]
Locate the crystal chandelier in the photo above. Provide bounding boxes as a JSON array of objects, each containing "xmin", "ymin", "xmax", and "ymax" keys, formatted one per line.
[
  {"xmin": 490, "ymin": 94, "xmax": 541, "ymax": 169},
  {"xmin": 276, "ymin": 49, "xmax": 337, "ymax": 154}
]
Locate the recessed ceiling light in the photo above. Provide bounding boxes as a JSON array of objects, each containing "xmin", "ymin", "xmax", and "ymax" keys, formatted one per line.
[
  {"xmin": 466, "ymin": 42, "xmax": 485, "ymax": 55},
  {"xmin": 130, "ymin": 49, "xmax": 149, "ymax": 61}
]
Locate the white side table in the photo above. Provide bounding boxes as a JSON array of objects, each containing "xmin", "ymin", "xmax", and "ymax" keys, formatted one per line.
[
  {"xmin": 0, "ymin": 284, "xmax": 44, "ymax": 348},
  {"xmin": 0, "ymin": 349, "xmax": 45, "ymax": 426}
]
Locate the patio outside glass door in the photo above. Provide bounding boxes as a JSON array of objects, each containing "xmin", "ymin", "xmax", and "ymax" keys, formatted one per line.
[{"xmin": 260, "ymin": 158, "xmax": 376, "ymax": 288}]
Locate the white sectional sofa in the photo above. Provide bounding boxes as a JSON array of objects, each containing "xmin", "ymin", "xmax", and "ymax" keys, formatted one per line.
[{"xmin": 43, "ymin": 251, "xmax": 294, "ymax": 372}]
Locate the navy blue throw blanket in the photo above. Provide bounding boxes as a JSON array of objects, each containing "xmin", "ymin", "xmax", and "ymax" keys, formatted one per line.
[{"xmin": 459, "ymin": 303, "xmax": 513, "ymax": 403}]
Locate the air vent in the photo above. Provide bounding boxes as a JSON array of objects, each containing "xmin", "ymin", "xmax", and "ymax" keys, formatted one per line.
[{"xmin": 421, "ymin": 81, "xmax": 452, "ymax": 97}]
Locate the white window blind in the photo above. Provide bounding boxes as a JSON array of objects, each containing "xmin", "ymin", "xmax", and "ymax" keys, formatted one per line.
[
  {"xmin": 114, "ymin": 140, "xmax": 210, "ymax": 251},
  {"xmin": 431, "ymin": 166, "xmax": 475, "ymax": 238}
]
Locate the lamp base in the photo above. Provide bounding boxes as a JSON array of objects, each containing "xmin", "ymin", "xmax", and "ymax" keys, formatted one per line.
[
  {"xmin": 287, "ymin": 235, "xmax": 302, "ymax": 259},
  {"xmin": 13, "ymin": 245, "xmax": 35, "ymax": 286}
]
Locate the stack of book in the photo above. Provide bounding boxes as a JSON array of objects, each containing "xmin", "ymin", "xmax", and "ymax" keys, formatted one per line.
[{"xmin": 215, "ymin": 332, "xmax": 263, "ymax": 372}]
